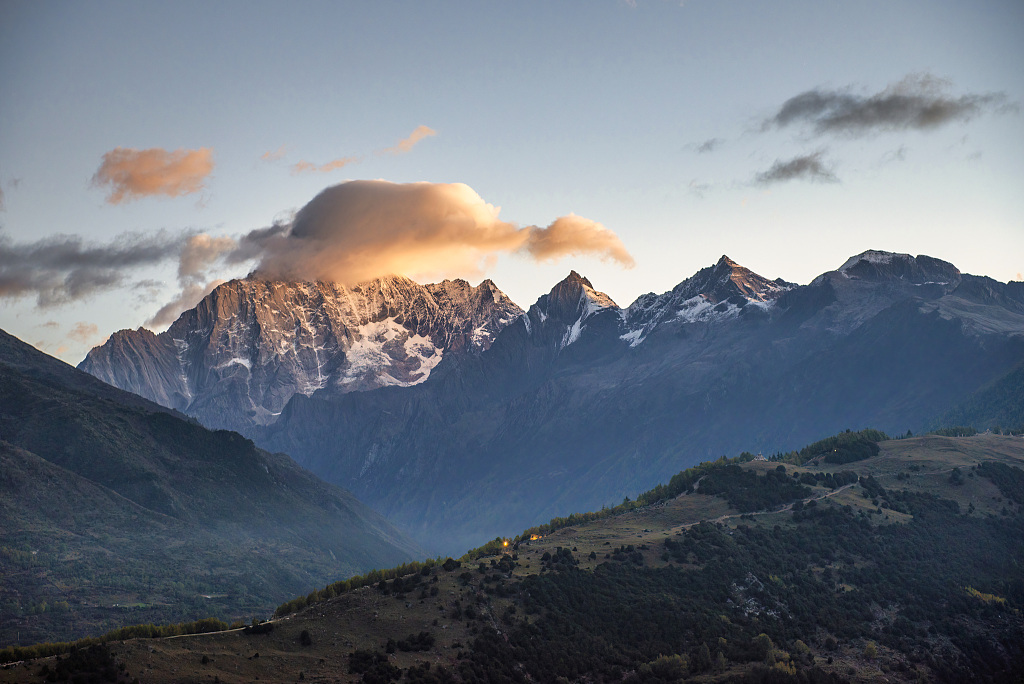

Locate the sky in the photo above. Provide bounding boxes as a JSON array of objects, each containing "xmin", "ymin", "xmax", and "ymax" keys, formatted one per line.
[{"xmin": 1, "ymin": 0, "xmax": 1022, "ymax": 364}]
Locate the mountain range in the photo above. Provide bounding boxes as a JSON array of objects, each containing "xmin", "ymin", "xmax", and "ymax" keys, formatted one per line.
[
  {"xmin": 0, "ymin": 329, "xmax": 421, "ymax": 647},
  {"xmin": 80, "ymin": 250, "xmax": 1024, "ymax": 553}
]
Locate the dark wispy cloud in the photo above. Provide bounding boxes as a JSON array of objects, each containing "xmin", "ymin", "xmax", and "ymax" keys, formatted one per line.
[
  {"xmin": 879, "ymin": 145, "xmax": 909, "ymax": 165},
  {"xmin": 695, "ymin": 138, "xmax": 724, "ymax": 154},
  {"xmin": 754, "ymin": 151, "xmax": 838, "ymax": 185},
  {"xmin": 764, "ymin": 74, "xmax": 1011, "ymax": 137},
  {"xmin": 0, "ymin": 231, "xmax": 183, "ymax": 306},
  {"xmin": 0, "ymin": 230, "xmax": 236, "ymax": 321}
]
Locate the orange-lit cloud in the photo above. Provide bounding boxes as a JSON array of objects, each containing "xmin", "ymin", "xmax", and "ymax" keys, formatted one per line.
[
  {"xmin": 67, "ymin": 321, "xmax": 100, "ymax": 344},
  {"xmin": 260, "ymin": 145, "xmax": 288, "ymax": 162},
  {"xmin": 523, "ymin": 214, "xmax": 635, "ymax": 267},
  {"xmin": 236, "ymin": 180, "xmax": 634, "ymax": 285},
  {"xmin": 291, "ymin": 156, "xmax": 361, "ymax": 175},
  {"xmin": 91, "ymin": 147, "xmax": 214, "ymax": 204},
  {"xmin": 380, "ymin": 125, "xmax": 437, "ymax": 155}
]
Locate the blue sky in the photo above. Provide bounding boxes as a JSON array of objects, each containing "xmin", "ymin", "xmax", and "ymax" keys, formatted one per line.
[{"xmin": 1, "ymin": 1, "xmax": 1022, "ymax": 362}]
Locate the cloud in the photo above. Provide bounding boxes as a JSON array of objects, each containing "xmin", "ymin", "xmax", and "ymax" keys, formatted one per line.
[
  {"xmin": 237, "ymin": 180, "xmax": 633, "ymax": 284},
  {"xmin": 764, "ymin": 74, "xmax": 1011, "ymax": 137},
  {"xmin": 0, "ymin": 230, "xmax": 185, "ymax": 306},
  {"xmin": 522, "ymin": 214, "xmax": 635, "ymax": 267},
  {"xmin": 291, "ymin": 156, "xmax": 361, "ymax": 175},
  {"xmin": 1, "ymin": 179, "xmax": 632, "ymax": 327},
  {"xmin": 260, "ymin": 146, "xmax": 288, "ymax": 162},
  {"xmin": 91, "ymin": 147, "xmax": 214, "ymax": 204},
  {"xmin": 880, "ymin": 145, "xmax": 909, "ymax": 164},
  {"xmin": 694, "ymin": 138, "xmax": 724, "ymax": 154},
  {"xmin": 754, "ymin": 151, "xmax": 838, "ymax": 185},
  {"xmin": 379, "ymin": 125, "xmax": 437, "ymax": 155},
  {"xmin": 0, "ymin": 185, "xmax": 4, "ymax": 211},
  {"xmin": 687, "ymin": 179, "xmax": 713, "ymax": 199},
  {"xmin": 0, "ymin": 229, "xmax": 238, "ymax": 321},
  {"xmin": 144, "ymin": 233, "xmax": 237, "ymax": 327},
  {"xmin": 178, "ymin": 234, "xmax": 236, "ymax": 280},
  {"xmin": 146, "ymin": 278, "xmax": 226, "ymax": 328},
  {"xmin": 67, "ymin": 322, "xmax": 100, "ymax": 344}
]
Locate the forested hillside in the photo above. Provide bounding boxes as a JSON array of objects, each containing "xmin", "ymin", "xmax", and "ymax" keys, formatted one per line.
[{"xmin": 6, "ymin": 433, "xmax": 1020, "ymax": 683}]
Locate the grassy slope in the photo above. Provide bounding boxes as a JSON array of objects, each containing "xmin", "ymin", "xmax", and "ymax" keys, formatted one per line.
[{"xmin": 5, "ymin": 434, "xmax": 1018, "ymax": 683}]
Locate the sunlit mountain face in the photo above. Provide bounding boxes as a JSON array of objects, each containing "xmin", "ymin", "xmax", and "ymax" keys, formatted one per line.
[
  {"xmin": 80, "ymin": 275, "xmax": 523, "ymax": 433},
  {"xmin": 80, "ymin": 251, "xmax": 1024, "ymax": 553}
]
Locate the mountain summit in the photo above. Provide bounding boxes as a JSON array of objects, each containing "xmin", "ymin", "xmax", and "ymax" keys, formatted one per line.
[
  {"xmin": 837, "ymin": 249, "xmax": 961, "ymax": 285},
  {"xmin": 80, "ymin": 275, "xmax": 523, "ymax": 433},
  {"xmin": 675, "ymin": 254, "xmax": 791, "ymax": 303},
  {"xmin": 621, "ymin": 255, "xmax": 791, "ymax": 347}
]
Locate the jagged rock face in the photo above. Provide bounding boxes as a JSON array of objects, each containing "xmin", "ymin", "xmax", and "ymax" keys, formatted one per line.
[
  {"xmin": 620, "ymin": 255, "xmax": 792, "ymax": 347},
  {"xmin": 519, "ymin": 270, "xmax": 620, "ymax": 351},
  {"xmin": 80, "ymin": 275, "xmax": 522, "ymax": 432}
]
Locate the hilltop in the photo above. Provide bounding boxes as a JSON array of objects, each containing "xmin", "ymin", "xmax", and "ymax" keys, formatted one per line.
[{"xmin": 6, "ymin": 432, "xmax": 1020, "ymax": 682}]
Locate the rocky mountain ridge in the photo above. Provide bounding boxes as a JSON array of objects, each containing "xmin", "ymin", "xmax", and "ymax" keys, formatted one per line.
[
  {"xmin": 80, "ymin": 250, "xmax": 1024, "ymax": 552},
  {"xmin": 80, "ymin": 275, "xmax": 522, "ymax": 433}
]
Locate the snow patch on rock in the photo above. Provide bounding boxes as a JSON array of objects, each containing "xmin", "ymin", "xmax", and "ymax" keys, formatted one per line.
[{"xmin": 839, "ymin": 249, "xmax": 912, "ymax": 273}]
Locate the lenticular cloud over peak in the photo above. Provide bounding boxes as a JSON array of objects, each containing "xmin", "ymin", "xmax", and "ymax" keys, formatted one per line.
[{"xmin": 241, "ymin": 180, "xmax": 634, "ymax": 285}]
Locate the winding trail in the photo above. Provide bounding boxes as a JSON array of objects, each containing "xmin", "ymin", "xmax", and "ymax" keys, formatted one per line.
[{"xmin": 678, "ymin": 482, "xmax": 858, "ymax": 530}]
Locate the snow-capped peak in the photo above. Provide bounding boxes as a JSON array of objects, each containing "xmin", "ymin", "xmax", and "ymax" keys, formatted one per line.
[
  {"xmin": 540, "ymin": 271, "xmax": 619, "ymax": 322},
  {"xmin": 618, "ymin": 256, "xmax": 791, "ymax": 347},
  {"xmin": 521, "ymin": 271, "xmax": 620, "ymax": 350},
  {"xmin": 665, "ymin": 255, "xmax": 790, "ymax": 305},
  {"xmin": 834, "ymin": 250, "xmax": 961, "ymax": 286}
]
